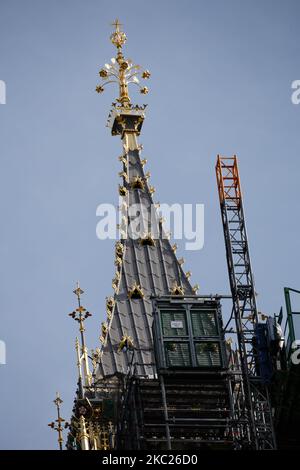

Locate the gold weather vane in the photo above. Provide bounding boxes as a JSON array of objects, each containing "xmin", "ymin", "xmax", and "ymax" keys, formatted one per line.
[{"xmin": 96, "ymin": 19, "xmax": 151, "ymax": 107}]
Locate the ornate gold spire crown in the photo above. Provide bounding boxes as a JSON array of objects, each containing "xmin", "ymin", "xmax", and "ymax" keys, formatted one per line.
[{"xmin": 96, "ymin": 19, "xmax": 150, "ymax": 107}]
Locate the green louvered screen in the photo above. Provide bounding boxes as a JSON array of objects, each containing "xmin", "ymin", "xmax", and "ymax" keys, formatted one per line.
[
  {"xmin": 161, "ymin": 311, "xmax": 187, "ymax": 336},
  {"xmin": 191, "ymin": 310, "xmax": 218, "ymax": 336},
  {"xmin": 195, "ymin": 342, "xmax": 221, "ymax": 367},
  {"xmin": 164, "ymin": 342, "xmax": 191, "ymax": 367},
  {"xmin": 153, "ymin": 301, "xmax": 224, "ymax": 370}
]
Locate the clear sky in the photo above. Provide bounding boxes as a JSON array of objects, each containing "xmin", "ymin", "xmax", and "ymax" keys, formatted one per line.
[{"xmin": 0, "ymin": 0, "xmax": 299, "ymax": 449}]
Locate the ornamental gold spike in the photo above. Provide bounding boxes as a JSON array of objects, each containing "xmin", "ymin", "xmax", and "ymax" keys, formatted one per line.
[
  {"xmin": 96, "ymin": 19, "xmax": 150, "ymax": 106},
  {"xmin": 48, "ymin": 392, "xmax": 69, "ymax": 451},
  {"xmin": 69, "ymin": 282, "xmax": 92, "ymax": 353}
]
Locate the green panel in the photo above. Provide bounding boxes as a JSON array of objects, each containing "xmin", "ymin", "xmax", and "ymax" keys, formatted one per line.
[
  {"xmin": 161, "ymin": 310, "xmax": 187, "ymax": 336},
  {"xmin": 195, "ymin": 342, "xmax": 221, "ymax": 367},
  {"xmin": 164, "ymin": 341, "xmax": 191, "ymax": 367},
  {"xmin": 102, "ymin": 399, "xmax": 116, "ymax": 420},
  {"xmin": 191, "ymin": 310, "xmax": 218, "ymax": 336}
]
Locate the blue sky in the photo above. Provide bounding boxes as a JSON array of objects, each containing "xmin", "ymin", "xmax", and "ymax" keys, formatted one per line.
[{"xmin": 0, "ymin": 0, "xmax": 299, "ymax": 449}]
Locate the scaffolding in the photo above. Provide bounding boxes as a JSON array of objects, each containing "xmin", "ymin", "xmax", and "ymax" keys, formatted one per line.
[
  {"xmin": 117, "ymin": 296, "xmax": 250, "ymax": 450},
  {"xmin": 273, "ymin": 287, "xmax": 300, "ymax": 449},
  {"xmin": 216, "ymin": 155, "xmax": 276, "ymax": 449}
]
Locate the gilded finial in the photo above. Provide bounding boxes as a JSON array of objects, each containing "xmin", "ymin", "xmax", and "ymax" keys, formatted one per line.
[
  {"xmin": 96, "ymin": 20, "xmax": 151, "ymax": 106},
  {"xmin": 54, "ymin": 391, "xmax": 63, "ymax": 407},
  {"xmin": 70, "ymin": 284, "xmax": 93, "ymax": 393},
  {"xmin": 73, "ymin": 280, "xmax": 84, "ymax": 298},
  {"xmin": 110, "ymin": 19, "xmax": 127, "ymax": 49},
  {"xmin": 69, "ymin": 283, "xmax": 92, "ymax": 348},
  {"xmin": 48, "ymin": 392, "xmax": 69, "ymax": 450}
]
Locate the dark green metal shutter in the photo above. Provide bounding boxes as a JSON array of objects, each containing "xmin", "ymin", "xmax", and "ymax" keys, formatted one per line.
[
  {"xmin": 164, "ymin": 342, "xmax": 191, "ymax": 367},
  {"xmin": 161, "ymin": 311, "xmax": 187, "ymax": 336},
  {"xmin": 194, "ymin": 342, "xmax": 221, "ymax": 367},
  {"xmin": 191, "ymin": 310, "xmax": 218, "ymax": 336}
]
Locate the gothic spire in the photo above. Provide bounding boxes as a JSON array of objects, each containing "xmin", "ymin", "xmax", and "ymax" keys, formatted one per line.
[{"xmin": 94, "ymin": 21, "xmax": 195, "ymax": 379}]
